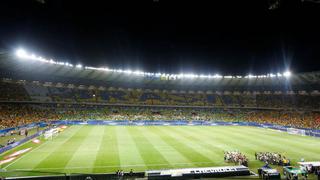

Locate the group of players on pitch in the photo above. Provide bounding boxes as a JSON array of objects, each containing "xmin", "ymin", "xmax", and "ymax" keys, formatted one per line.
[{"xmin": 224, "ymin": 151, "xmax": 290, "ymax": 167}]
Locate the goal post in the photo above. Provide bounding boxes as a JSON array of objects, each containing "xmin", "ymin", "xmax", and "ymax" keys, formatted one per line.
[
  {"xmin": 44, "ymin": 128, "xmax": 59, "ymax": 140},
  {"xmin": 287, "ymin": 128, "xmax": 306, "ymax": 136}
]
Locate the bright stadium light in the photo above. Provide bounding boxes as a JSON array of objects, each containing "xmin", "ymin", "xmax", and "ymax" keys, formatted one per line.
[
  {"xmin": 184, "ymin": 74, "xmax": 197, "ymax": 78},
  {"xmin": 269, "ymin": 73, "xmax": 276, "ymax": 78},
  {"xmin": 213, "ymin": 74, "xmax": 222, "ymax": 78},
  {"xmin": 13, "ymin": 49, "xmax": 293, "ymax": 80},
  {"xmin": 224, "ymin": 76, "xmax": 233, "ymax": 79},
  {"xmin": 124, "ymin": 69, "xmax": 132, "ymax": 74},
  {"xmin": 199, "ymin": 74, "xmax": 208, "ymax": 78},
  {"xmin": 133, "ymin": 70, "xmax": 144, "ymax": 75},
  {"xmin": 248, "ymin": 74, "xmax": 254, "ymax": 79},
  {"xmin": 16, "ymin": 49, "xmax": 28, "ymax": 58},
  {"xmin": 283, "ymin": 71, "xmax": 291, "ymax": 78}
]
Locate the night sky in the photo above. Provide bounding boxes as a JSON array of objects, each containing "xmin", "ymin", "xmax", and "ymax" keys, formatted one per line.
[{"xmin": 1, "ymin": 0, "xmax": 320, "ymax": 75}]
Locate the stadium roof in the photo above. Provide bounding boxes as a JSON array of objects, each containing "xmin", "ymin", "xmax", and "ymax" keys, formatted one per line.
[{"xmin": 1, "ymin": 52, "xmax": 320, "ymax": 90}]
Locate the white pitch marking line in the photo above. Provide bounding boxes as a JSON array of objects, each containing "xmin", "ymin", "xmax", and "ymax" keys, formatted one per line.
[
  {"xmin": 13, "ymin": 162, "xmax": 217, "ymax": 171},
  {"xmin": 4, "ymin": 126, "xmax": 78, "ymax": 170},
  {"xmin": 3, "ymin": 138, "xmax": 51, "ymax": 170}
]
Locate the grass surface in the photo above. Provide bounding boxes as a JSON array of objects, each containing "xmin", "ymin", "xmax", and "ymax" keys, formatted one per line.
[
  {"xmin": 0, "ymin": 128, "xmax": 44, "ymax": 146},
  {"xmin": 1, "ymin": 125, "xmax": 320, "ymax": 178}
]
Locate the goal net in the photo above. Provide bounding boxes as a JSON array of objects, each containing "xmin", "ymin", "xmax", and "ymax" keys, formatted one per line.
[
  {"xmin": 287, "ymin": 128, "xmax": 306, "ymax": 136},
  {"xmin": 44, "ymin": 128, "xmax": 59, "ymax": 140}
]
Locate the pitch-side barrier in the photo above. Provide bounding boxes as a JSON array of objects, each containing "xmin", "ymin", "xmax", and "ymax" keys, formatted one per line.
[{"xmin": 2, "ymin": 166, "xmax": 252, "ymax": 180}]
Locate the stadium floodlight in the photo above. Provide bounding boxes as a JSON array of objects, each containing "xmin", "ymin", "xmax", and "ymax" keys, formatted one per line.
[
  {"xmin": 277, "ymin": 73, "xmax": 283, "ymax": 77},
  {"xmin": 16, "ymin": 49, "xmax": 28, "ymax": 58},
  {"xmin": 283, "ymin": 71, "xmax": 291, "ymax": 78},
  {"xmin": 213, "ymin": 74, "xmax": 222, "ymax": 78},
  {"xmin": 13, "ymin": 49, "xmax": 293, "ymax": 80},
  {"xmin": 133, "ymin": 70, "xmax": 144, "ymax": 75},
  {"xmin": 269, "ymin": 73, "xmax": 276, "ymax": 78},
  {"xmin": 224, "ymin": 76, "xmax": 233, "ymax": 79},
  {"xmin": 247, "ymin": 74, "xmax": 255, "ymax": 79},
  {"xmin": 184, "ymin": 74, "xmax": 197, "ymax": 78},
  {"xmin": 124, "ymin": 69, "xmax": 132, "ymax": 74}
]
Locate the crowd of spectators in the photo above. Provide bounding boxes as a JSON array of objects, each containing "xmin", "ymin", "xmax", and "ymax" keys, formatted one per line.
[
  {"xmin": 2, "ymin": 81, "xmax": 320, "ymax": 109},
  {"xmin": 224, "ymin": 151, "xmax": 248, "ymax": 166},
  {"xmin": 255, "ymin": 152, "xmax": 290, "ymax": 166},
  {"xmin": 0, "ymin": 103, "xmax": 320, "ymax": 130},
  {"xmin": 0, "ymin": 104, "xmax": 58, "ymax": 129}
]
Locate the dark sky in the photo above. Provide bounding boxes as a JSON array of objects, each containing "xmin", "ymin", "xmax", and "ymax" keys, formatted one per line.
[{"xmin": 1, "ymin": 0, "xmax": 320, "ymax": 75}]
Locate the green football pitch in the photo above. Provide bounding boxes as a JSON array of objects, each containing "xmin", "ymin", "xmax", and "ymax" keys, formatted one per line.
[{"xmin": 1, "ymin": 125, "xmax": 320, "ymax": 177}]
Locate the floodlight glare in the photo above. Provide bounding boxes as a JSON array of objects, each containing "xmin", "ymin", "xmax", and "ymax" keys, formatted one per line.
[
  {"xmin": 13, "ymin": 49, "xmax": 293, "ymax": 80},
  {"xmin": 269, "ymin": 73, "xmax": 276, "ymax": 78},
  {"xmin": 277, "ymin": 73, "xmax": 282, "ymax": 77},
  {"xmin": 283, "ymin": 71, "xmax": 291, "ymax": 77},
  {"xmin": 248, "ymin": 74, "xmax": 254, "ymax": 79},
  {"xmin": 16, "ymin": 49, "xmax": 28, "ymax": 58}
]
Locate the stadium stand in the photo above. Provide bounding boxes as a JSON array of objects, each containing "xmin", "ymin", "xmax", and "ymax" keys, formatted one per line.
[
  {"xmin": 1, "ymin": 54, "xmax": 320, "ymax": 132},
  {"xmin": 1, "ymin": 80, "xmax": 320, "ymax": 109},
  {"xmin": 0, "ymin": 81, "xmax": 30, "ymax": 101},
  {"xmin": 1, "ymin": 103, "xmax": 320, "ymax": 130}
]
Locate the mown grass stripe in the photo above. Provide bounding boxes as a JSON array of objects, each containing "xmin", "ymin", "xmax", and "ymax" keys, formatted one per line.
[
  {"xmin": 164, "ymin": 126, "xmax": 223, "ymax": 165},
  {"xmin": 5, "ymin": 126, "xmax": 82, "ymax": 172},
  {"xmin": 226, "ymin": 126, "xmax": 320, "ymax": 162},
  {"xmin": 152, "ymin": 126, "xmax": 213, "ymax": 167},
  {"xmin": 190, "ymin": 126, "xmax": 319, "ymax": 168},
  {"xmin": 116, "ymin": 126, "xmax": 146, "ymax": 172},
  {"xmin": 235, "ymin": 126, "xmax": 320, "ymax": 154},
  {"xmin": 186, "ymin": 126, "xmax": 258, "ymax": 166},
  {"xmin": 168, "ymin": 126, "xmax": 230, "ymax": 164},
  {"xmin": 2, "ymin": 125, "xmax": 320, "ymax": 179},
  {"xmin": 127, "ymin": 126, "xmax": 173, "ymax": 170},
  {"xmin": 31, "ymin": 126, "xmax": 89, "ymax": 172},
  {"xmin": 64, "ymin": 126, "xmax": 105, "ymax": 174},
  {"xmin": 142, "ymin": 127, "xmax": 195, "ymax": 169},
  {"xmin": 92, "ymin": 126, "xmax": 120, "ymax": 173}
]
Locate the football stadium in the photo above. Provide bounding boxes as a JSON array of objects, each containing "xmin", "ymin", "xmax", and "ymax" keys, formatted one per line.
[{"xmin": 1, "ymin": 0, "xmax": 320, "ymax": 180}]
